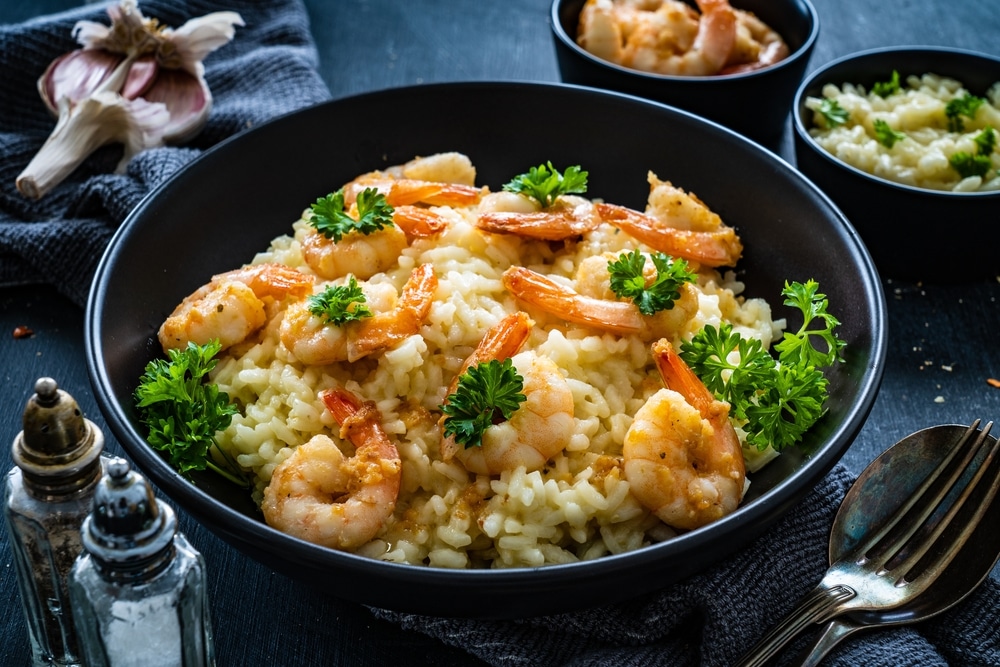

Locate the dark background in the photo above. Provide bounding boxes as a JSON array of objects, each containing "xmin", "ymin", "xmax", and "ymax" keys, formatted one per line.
[{"xmin": 2, "ymin": 0, "xmax": 998, "ymax": 665}]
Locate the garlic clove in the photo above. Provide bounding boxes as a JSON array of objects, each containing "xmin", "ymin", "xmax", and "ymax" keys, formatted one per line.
[
  {"xmin": 16, "ymin": 92, "xmax": 169, "ymax": 200},
  {"xmin": 120, "ymin": 55, "xmax": 158, "ymax": 100},
  {"xmin": 141, "ymin": 68, "xmax": 208, "ymax": 143},
  {"xmin": 39, "ymin": 49, "xmax": 124, "ymax": 114},
  {"xmin": 17, "ymin": 0, "xmax": 242, "ymax": 199}
]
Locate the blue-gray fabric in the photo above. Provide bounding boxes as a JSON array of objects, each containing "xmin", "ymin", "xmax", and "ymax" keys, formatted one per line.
[
  {"xmin": 2, "ymin": 4, "xmax": 997, "ymax": 666},
  {"xmin": 0, "ymin": 0, "xmax": 330, "ymax": 306},
  {"xmin": 375, "ymin": 465, "xmax": 1000, "ymax": 666}
]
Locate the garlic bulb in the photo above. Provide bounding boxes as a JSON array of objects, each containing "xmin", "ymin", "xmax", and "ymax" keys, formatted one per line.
[{"xmin": 16, "ymin": 0, "xmax": 243, "ymax": 200}]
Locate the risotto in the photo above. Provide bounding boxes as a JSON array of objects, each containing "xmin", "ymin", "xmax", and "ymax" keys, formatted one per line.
[
  {"xmin": 805, "ymin": 72, "xmax": 1000, "ymax": 192},
  {"xmin": 159, "ymin": 153, "xmax": 789, "ymax": 569}
]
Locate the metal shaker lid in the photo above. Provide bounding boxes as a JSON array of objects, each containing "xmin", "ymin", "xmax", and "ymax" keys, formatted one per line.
[
  {"xmin": 12, "ymin": 377, "xmax": 104, "ymax": 492},
  {"xmin": 81, "ymin": 457, "xmax": 177, "ymax": 574}
]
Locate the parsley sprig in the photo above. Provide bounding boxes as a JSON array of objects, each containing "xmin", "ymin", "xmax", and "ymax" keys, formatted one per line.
[
  {"xmin": 440, "ymin": 359, "xmax": 527, "ymax": 449},
  {"xmin": 872, "ymin": 70, "xmax": 901, "ymax": 98},
  {"xmin": 608, "ymin": 250, "xmax": 696, "ymax": 315},
  {"xmin": 818, "ymin": 98, "xmax": 849, "ymax": 127},
  {"xmin": 502, "ymin": 162, "xmax": 588, "ymax": 208},
  {"xmin": 949, "ymin": 126, "xmax": 996, "ymax": 179},
  {"xmin": 680, "ymin": 280, "xmax": 845, "ymax": 452},
  {"xmin": 873, "ymin": 119, "xmax": 906, "ymax": 148},
  {"xmin": 309, "ymin": 187, "xmax": 395, "ymax": 241},
  {"xmin": 945, "ymin": 93, "xmax": 986, "ymax": 132},
  {"xmin": 308, "ymin": 276, "xmax": 373, "ymax": 324},
  {"xmin": 134, "ymin": 340, "xmax": 247, "ymax": 486}
]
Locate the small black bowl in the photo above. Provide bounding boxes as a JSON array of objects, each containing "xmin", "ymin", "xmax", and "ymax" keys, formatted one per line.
[
  {"xmin": 550, "ymin": 0, "xmax": 819, "ymax": 147},
  {"xmin": 793, "ymin": 47, "xmax": 1000, "ymax": 282}
]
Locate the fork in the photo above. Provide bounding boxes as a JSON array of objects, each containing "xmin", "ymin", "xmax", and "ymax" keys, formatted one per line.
[{"xmin": 734, "ymin": 420, "xmax": 1000, "ymax": 667}]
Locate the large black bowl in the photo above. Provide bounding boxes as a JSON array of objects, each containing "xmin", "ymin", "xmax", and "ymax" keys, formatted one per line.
[
  {"xmin": 793, "ymin": 47, "xmax": 1000, "ymax": 282},
  {"xmin": 86, "ymin": 82, "xmax": 886, "ymax": 618},
  {"xmin": 550, "ymin": 0, "xmax": 819, "ymax": 148}
]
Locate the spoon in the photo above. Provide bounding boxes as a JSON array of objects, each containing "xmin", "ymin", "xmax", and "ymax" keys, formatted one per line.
[{"xmin": 792, "ymin": 423, "xmax": 1000, "ymax": 666}]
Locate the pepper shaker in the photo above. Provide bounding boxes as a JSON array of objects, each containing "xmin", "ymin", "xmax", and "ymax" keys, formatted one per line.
[
  {"xmin": 68, "ymin": 457, "xmax": 216, "ymax": 667},
  {"xmin": 2, "ymin": 377, "xmax": 106, "ymax": 667}
]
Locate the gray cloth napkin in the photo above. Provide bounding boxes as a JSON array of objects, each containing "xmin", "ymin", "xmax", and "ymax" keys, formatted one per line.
[
  {"xmin": 375, "ymin": 464, "xmax": 1000, "ymax": 667},
  {"xmin": 0, "ymin": 0, "xmax": 331, "ymax": 307}
]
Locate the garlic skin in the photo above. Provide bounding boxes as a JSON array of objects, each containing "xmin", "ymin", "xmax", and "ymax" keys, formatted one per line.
[{"xmin": 16, "ymin": 1, "xmax": 243, "ymax": 200}]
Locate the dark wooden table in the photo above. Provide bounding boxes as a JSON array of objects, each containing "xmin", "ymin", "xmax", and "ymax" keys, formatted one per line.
[{"xmin": 2, "ymin": 1, "xmax": 998, "ymax": 665}]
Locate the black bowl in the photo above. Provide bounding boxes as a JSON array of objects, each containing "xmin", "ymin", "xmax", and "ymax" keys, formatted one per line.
[
  {"xmin": 86, "ymin": 81, "xmax": 885, "ymax": 618},
  {"xmin": 550, "ymin": 0, "xmax": 819, "ymax": 148},
  {"xmin": 793, "ymin": 47, "xmax": 1000, "ymax": 282}
]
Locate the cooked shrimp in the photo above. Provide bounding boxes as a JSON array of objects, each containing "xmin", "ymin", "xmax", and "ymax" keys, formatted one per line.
[
  {"xmin": 279, "ymin": 264, "xmax": 438, "ymax": 364},
  {"xmin": 578, "ymin": 0, "xmax": 737, "ymax": 77},
  {"xmin": 623, "ymin": 338, "xmax": 745, "ymax": 530},
  {"xmin": 439, "ymin": 312, "xmax": 574, "ymax": 475},
  {"xmin": 344, "ymin": 177, "xmax": 484, "ymax": 209},
  {"xmin": 302, "ymin": 224, "xmax": 409, "ymax": 282},
  {"xmin": 261, "ymin": 388, "xmax": 401, "ymax": 551},
  {"xmin": 597, "ymin": 202, "xmax": 742, "ymax": 267},
  {"xmin": 644, "ymin": 172, "xmax": 724, "ymax": 232},
  {"xmin": 369, "ymin": 151, "xmax": 480, "ymax": 187},
  {"xmin": 475, "ymin": 192, "xmax": 601, "ymax": 241},
  {"xmin": 444, "ymin": 311, "xmax": 533, "ymax": 400},
  {"xmin": 301, "ymin": 203, "xmax": 448, "ymax": 282},
  {"xmin": 722, "ymin": 10, "xmax": 790, "ymax": 75},
  {"xmin": 158, "ymin": 263, "xmax": 314, "ymax": 353},
  {"xmin": 501, "ymin": 265, "xmax": 698, "ymax": 340}
]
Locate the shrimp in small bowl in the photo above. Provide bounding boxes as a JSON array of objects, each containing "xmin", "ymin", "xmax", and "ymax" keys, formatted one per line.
[{"xmin": 550, "ymin": 0, "xmax": 819, "ymax": 147}]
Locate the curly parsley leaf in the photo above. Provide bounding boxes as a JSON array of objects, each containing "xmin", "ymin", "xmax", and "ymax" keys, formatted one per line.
[
  {"xmin": 680, "ymin": 280, "xmax": 845, "ymax": 452},
  {"xmin": 872, "ymin": 70, "xmax": 901, "ymax": 98},
  {"xmin": 974, "ymin": 125, "xmax": 997, "ymax": 154},
  {"xmin": 309, "ymin": 187, "xmax": 395, "ymax": 241},
  {"xmin": 949, "ymin": 127, "xmax": 996, "ymax": 179},
  {"xmin": 818, "ymin": 98, "xmax": 849, "ymax": 127},
  {"xmin": 307, "ymin": 276, "xmax": 373, "ymax": 324},
  {"xmin": 608, "ymin": 250, "xmax": 696, "ymax": 315},
  {"xmin": 678, "ymin": 323, "xmax": 776, "ymax": 421},
  {"xmin": 950, "ymin": 152, "xmax": 992, "ymax": 179},
  {"xmin": 744, "ymin": 364, "xmax": 828, "ymax": 450},
  {"xmin": 873, "ymin": 119, "xmax": 906, "ymax": 148},
  {"xmin": 774, "ymin": 280, "xmax": 846, "ymax": 368},
  {"xmin": 945, "ymin": 93, "xmax": 985, "ymax": 132},
  {"xmin": 134, "ymin": 340, "xmax": 246, "ymax": 486},
  {"xmin": 502, "ymin": 162, "xmax": 588, "ymax": 208},
  {"xmin": 440, "ymin": 358, "xmax": 526, "ymax": 449}
]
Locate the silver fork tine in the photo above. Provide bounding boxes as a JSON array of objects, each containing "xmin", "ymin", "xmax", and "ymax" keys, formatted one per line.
[
  {"xmin": 848, "ymin": 420, "xmax": 981, "ymax": 564},
  {"xmin": 888, "ymin": 422, "xmax": 1000, "ymax": 582},
  {"xmin": 734, "ymin": 421, "xmax": 1000, "ymax": 667}
]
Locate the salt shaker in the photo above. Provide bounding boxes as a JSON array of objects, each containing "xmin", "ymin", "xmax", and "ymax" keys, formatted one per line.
[
  {"xmin": 68, "ymin": 457, "xmax": 216, "ymax": 667},
  {"xmin": 2, "ymin": 377, "xmax": 105, "ymax": 667}
]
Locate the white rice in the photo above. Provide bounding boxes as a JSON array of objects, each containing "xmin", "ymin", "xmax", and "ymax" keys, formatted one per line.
[
  {"xmin": 208, "ymin": 158, "xmax": 782, "ymax": 568},
  {"xmin": 805, "ymin": 73, "xmax": 1000, "ymax": 192}
]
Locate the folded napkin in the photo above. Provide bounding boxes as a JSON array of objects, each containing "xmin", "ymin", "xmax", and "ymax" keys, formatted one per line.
[
  {"xmin": 0, "ymin": 0, "xmax": 331, "ymax": 307},
  {"xmin": 374, "ymin": 464, "xmax": 1000, "ymax": 667}
]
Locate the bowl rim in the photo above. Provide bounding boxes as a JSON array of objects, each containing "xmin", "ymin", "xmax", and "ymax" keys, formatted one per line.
[
  {"xmin": 792, "ymin": 45, "xmax": 1000, "ymax": 198},
  {"xmin": 549, "ymin": 0, "xmax": 820, "ymax": 82},
  {"xmin": 83, "ymin": 80, "xmax": 887, "ymax": 614}
]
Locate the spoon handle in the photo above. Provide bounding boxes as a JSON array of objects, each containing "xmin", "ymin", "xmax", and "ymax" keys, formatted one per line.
[
  {"xmin": 791, "ymin": 617, "xmax": 864, "ymax": 667},
  {"xmin": 733, "ymin": 584, "xmax": 856, "ymax": 667}
]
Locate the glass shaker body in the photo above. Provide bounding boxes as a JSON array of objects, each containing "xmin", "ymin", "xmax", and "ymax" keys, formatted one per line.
[
  {"xmin": 68, "ymin": 533, "xmax": 215, "ymax": 667},
  {"xmin": 3, "ymin": 468, "xmax": 97, "ymax": 667},
  {"xmin": 2, "ymin": 378, "xmax": 105, "ymax": 667}
]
